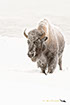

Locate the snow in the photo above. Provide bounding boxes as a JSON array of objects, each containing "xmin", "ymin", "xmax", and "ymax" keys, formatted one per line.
[{"xmin": 0, "ymin": 36, "xmax": 70, "ymax": 105}]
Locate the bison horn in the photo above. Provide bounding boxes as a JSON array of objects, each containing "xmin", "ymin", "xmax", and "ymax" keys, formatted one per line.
[{"xmin": 24, "ymin": 29, "xmax": 28, "ymax": 38}]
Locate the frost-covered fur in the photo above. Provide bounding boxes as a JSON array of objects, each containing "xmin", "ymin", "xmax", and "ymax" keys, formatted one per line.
[{"xmin": 26, "ymin": 19, "xmax": 65, "ymax": 74}]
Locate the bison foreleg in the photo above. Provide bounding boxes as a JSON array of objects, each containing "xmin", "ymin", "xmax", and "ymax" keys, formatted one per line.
[
  {"xmin": 37, "ymin": 59, "xmax": 47, "ymax": 75},
  {"xmin": 48, "ymin": 56, "xmax": 57, "ymax": 73},
  {"xmin": 58, "ymin": 56, "xmax": 62, "ymax": 70}
]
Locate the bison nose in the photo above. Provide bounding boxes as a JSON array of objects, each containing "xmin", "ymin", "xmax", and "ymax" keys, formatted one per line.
[{"xmin": 28, "ymin": 52, "xmax": 34, "ymax": 58}]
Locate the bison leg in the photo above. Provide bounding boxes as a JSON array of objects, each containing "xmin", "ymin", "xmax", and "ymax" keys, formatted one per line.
[
  {"xmin": 41, "ymin": 68, "xmax": 46, "ymax": 74},
  {"xmin": 58, "ymin": 56, "xmax": 62, "ymax": 70},
  {"xmin": 41, "ymin": 67, "xmax": 47, "ymax": 75},
  {"xmin": 48, "ymin": 56, "xmax": 57, "ymax": 73},
  {"xmin": 37, "ymin": 59, "xmax": 47, "ymax": 75}
]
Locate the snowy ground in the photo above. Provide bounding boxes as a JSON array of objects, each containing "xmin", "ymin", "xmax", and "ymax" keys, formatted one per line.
[{"xmin": 0, "ymin": 34, "xmax": 70, "ymax": 105}]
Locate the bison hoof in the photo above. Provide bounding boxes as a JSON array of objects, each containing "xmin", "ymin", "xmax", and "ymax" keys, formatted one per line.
[
  {"xmin": 41, "ymin": 70, "xmax": 47, "ymax": 75},
  {"xmin": 44, "ymin": 72, "xmax": 47, "ymax": 75}
]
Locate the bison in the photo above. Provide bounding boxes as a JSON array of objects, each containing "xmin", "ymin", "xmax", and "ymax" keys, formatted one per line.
[{"xmin": 24, "ymin": 19, "xmax": 65, "ymax": 75}]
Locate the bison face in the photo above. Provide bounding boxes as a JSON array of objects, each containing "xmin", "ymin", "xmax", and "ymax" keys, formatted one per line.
[
  {"xmin": 24, "ymin": 29, "xmax": 48, "ymax": 62},
  {"xmin": 27, "ymin": 38, "xmax": 42, "ymax": 62}
]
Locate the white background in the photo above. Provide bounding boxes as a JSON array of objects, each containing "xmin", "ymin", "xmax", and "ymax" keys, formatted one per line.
[
  {"xmin": 0, "ymin": 0, "xmax": 70, "ymax": 105},
  {"xmin": 0, "ymin": 0, "xmax": 70, "ymax": 17}
]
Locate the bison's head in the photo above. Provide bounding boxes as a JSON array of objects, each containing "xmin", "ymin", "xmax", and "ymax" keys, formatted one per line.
[{"xmin": 24, "ymin": 29, "xmax": 48, "ymax": 62}]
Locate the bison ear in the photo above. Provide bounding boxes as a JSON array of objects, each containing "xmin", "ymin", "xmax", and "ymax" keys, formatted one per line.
[{"xmin": 41, "ymin": 37, "xmax": 48, "ymax": 42}]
